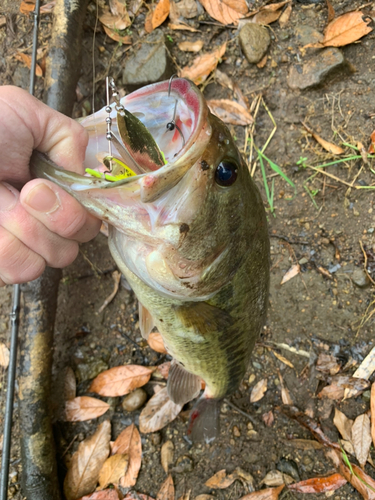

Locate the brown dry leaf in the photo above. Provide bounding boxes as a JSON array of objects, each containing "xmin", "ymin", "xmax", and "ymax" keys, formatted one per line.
[
  {"xmin": 155, "ymin": 361, "xmax": 171, "ymax": 379},
  {"xmin": 239, "ymin": 484, "xmax": 284, "ymax": 500},
  {"xmin": 19, "ymin": 1, "xmax": 35, "ymax": 14},
  {"xmin": 111, "ymin": 424, "xmax": 142, "ymax": 487},
  {"xmin": 288, "ymin": 473, "xmax": 347, "ymax": 493},
  {"xmin": 80, "ymin": 490, "xmax": 120, "ymax": 500},
  {"xmin": 0, "ymin": 343, "xmax": 10, "ymax": 368},
  {"xmin": 168, "ymin": 22, "xmax": 199, "ymax": 31},
  {"xmin": 110, "ymin": 0, "xmax": 127, "ymax": 16},
  {"xmin": 371, "ymin": 383, "xmax": 375, "ymax": 447},
  {"xmin": 128, "ymin": 0, "xmax": 143, "ymax": 17},
  {"xmin": 302, "ymin": 123, "xmax": 344, "ymax": 154},
  {"xmin": 316, "ymin": 353, "xmax": 341, "ymax": 376},
  {"xmin": 278, "ymin": 3, "xmax": 292, "ymax": 28},
  {"xmin": 261, "ymin": 470, "xmax": 293, "ymax": 487},
  {"xmin": 333, "ymin": 408, "xmax": 353, "ymax": 442},
  {"xmin": 352, "ymin": 413, "xmax": 372, "ymax": 469},
  {"xmin": 270, "ymin": 350, "xmax": 294, "ymax": 369},
  {"xmin": 15, "ymin": 52, "xmax": 43, "ymax": 77},
  {"xmin": 283, "ymin": 438, "xmax": 324, "ymax": 450},
  {"xmin": 145, "ymin": 0, "xmax": 170, "ymax": 33},
  {"xmin": 256, "ymin": 55, "xmax": 268, "ymax": 68},
  {"xmin": 0, "ymin": 16, "xmax": 6, "ymax": 27},
  {"xmin": 369, "ymin": 130, "xmax": 375, "ymax": 154},
  {"xmin": 250, "ymin": 378, "xmax": 268, "ymax": 403},
  {"xmin": 278, "ymin": 371, "xmax": 293, "ymax": 405},
  {"xmin": 250, "ymin": 2, "xmax": 289, "ymax": 25},
  {"xmin": 174, "ymin": 0, "xmax": 198, "ymax": 18},
  {"xmin": 89, "ymin": 365, "xmax": 154, "ymax": 397},
  {"xmin": 64, "ymin": 420, "xmax": 111, "ymax": 500},
  {"xmin": 352, "ymin": 346, "xmax": 375, "ymax": 380},
  {"xmin": 40, "ymin": 1, "xmax": 56, "ymax": 13},
  {"xmin": 161, "ymin": 440, "xmax": 174, "ymax": 473},
  {"xmin": 280, "ymin": 264, "xmax": 300, "ymax": 285},
  {"xmin": 179, "ymin": 43, "xmax": 226, "ymax": 85},
  {"xmin": 123, "ymin": 494, "xmax": 155, "ymax": 500},
  {"xmin": 98, "ymin": 454, "xmax": 129, "ymax": 489},
  {"xmin": 102, "ymin": 25, "xmax": 132, "ymax": 43},
  {"xmin": 64, "ymin": 366, "xmax": 77, "ymax": 401},
  {"xmin": 157, "ymin": 474, "xmax": 175, "ymax": 500},
  {"xmin": 65, "ymin": 397, "xmax": 110, "ymax": 422},
  {"xmin": 215, "ymin": 69, "xmax": 234, "ymax": 89},
  {"xmin": 148, "ymin": 331, "xmax": 168, "ymax": 354},
  {"xmin": 178, "ymin": 40, "xmax": 204, "ymax": 52},
  {"xmin": 195, "ymin": 496, "xmax": 214, "ymax": 500},
  {"xmin": 198, "ymin": 0, "xmax": 248, "ymax": 25},
  {"xmin": 207, "ymin": 99, "xmax": 253, "ymax": 126},
  {"xmin": 139, "ymin": 387, "xmax": 183, "ymax": 433},
  {"xmin": 318, "ymin": 375, "xmax": 370, "ymax": 400},
  {"xmin": 205, "ymin": 468, "xmax": 253, "ymax": 489},
  {"xmin": 262, "ymin": 410, "xmax": 274, "ymax": 427},
  {"xmin": 326, "ymin": 0, "xmax": 335, "ymax": 23},
  {"xmin": 100, "ymin": 7, "xmax": 131, "ymax": 30}
]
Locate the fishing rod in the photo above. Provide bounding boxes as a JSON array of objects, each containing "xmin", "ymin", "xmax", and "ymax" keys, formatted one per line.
[{"xmin": 0, "ymin": 2, "xmax": 41, "ymax": 499}]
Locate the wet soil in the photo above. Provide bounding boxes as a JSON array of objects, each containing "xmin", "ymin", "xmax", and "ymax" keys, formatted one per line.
[{"xmin": 0, "ymin": 0, "xmax": 375, "ymax": 498}]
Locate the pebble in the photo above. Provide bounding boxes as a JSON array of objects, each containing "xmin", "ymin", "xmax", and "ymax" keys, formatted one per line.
[
  {"xmin": 287, "ymin": 48, "xmax": 345, "ymax": 90},
  {"xmin": 76, "ymin": 359, "xmax": 108, "ymax": 382},
  {"xmin": 173, "ymin": 455, "xmax": 194, "ymax": 473},
  {"xmin": 151, "ymin": 432, "xmax": 162, "ymax": 445},
  {"xmin": 239, "ymin": 23, "xmax": 271, "ymax": 64},
  {"xmin": 122, "ymin": 29, "xmax": 176, "ymax": 89},
  {"xmin": 233, "ymin": 425, "xmax": 241, "ymax": 437},
  {"xmin": 122, "ymin": 388, "xmax": 148, "ymax": 412},
  {"xmin": 352, "ymin": 269, "xmax": 370, "ymax": 288},
  {"xmin": 294, "ymin": 25, "xmax": 323, "ymax": 46}
]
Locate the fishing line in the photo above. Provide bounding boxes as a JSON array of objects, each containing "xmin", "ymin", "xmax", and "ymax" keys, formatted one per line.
[
  {"xmin": 0, "ymin": 3, "xmax": 41, "ymax": 498},
  {"xmin": 166, "ymin": 74, "xmax": 185, "ymax": 148}
]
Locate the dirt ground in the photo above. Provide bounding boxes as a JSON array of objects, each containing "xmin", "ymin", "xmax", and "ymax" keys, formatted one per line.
[{"xmin": 0, "ymin": 0, "xmax": 375, "ymax": 498}]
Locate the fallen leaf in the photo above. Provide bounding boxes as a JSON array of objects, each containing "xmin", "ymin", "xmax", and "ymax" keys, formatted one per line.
[
  {"xmin": 316, "ymin": 353, "xmax": 341, "ymax": 376},
  {"xmin": 0, "ymin": 343, "xmax": 10, "ymax": 368},
  {"xmin": 261, "ymin": 470, "xmax": 293, "ymax": 487},
  {"xmin": 327, "ymin": 0, "xmax": 335, "ymax": 23},
  {"xmin": 333, "ymin": 408, "xmax": 353, "ymax": 442},
  {"xmin": 0, "ymin": 15, "xmax": 6, "ymax": 27},
  {"xmin": 369, "ymin": 130, "xmax": 375, "ymax": 153},
  {"xmin": 80, "ymin": 490, "xmax": 120, "ymax": 500},
  {"xmin": 317, "ymin": 266, "xmax": 333, "ymax": 280},
  {"xmin": 148, "ymin": 331, "xmax": 168, "ymax": 354},
  {"xmin": 128, "ymin": 0, "xmax": 143, "ymax": 17},
  {"xmin": 145, "ymin": 0, "xmax": 170, "ymax": 33},
  {"xmin": 98, "ymin": 454, "xmax": 129, "ymax": 489},
  {"xmin": 102, "ymin": 25, "xmax": 132, "ymax": 43},
  {"xmin": 207, "ymin": 99, "xmax": 253, "ymax": 126},
  {"xmin": 110, "ymin": 0, "xmax": 127, "ymax": 16},
  {"xmin": 99, "ymin": 7, "xmax": 131, "ymax": 29},
  {"xmin": 262, "ymin": 410, "xmax": 274, "ymax": 427},
  {"xmin": 111, "ymin": 424, "xmax": 142, "ymax": 487},
  {"xmin": 179, "ymin": 43, "xmax": 227, "ymax": 85},
  {"xmin": 198, "ymin": 0, "xmax": 248, "ymax": 25},
  {"xmin": 64, "ymin": 420, "xmax": 111, "ymax": 500},
  {"xmin": 239, "ymin": 484, "xmax": 284, "ymax": 500},
  {"xmin": 15, "ymin": 52, "xmax": 43, "ymax": 76},
  {"xmin": 124, "ymin": 494, "xmax": 154, "ymax": 500},
  {"xmin": 270, "ymin": 349, "xmax": 294, "ymax": 369},
  {"xmin": 89, "ymin": 365, "xmax": 154, "ymax": 397},
  {"xmin": 341, "ymin": 438, "xmax": 355, "ymax": 456},
  {"xmin": 157, "ymin": 474, "xmax": 174, "ymax": 500},
  {"xmin": 173, "ymin": 0, "xmax": 197, "ymax": 18},
  {"xmin": 288, "ymin": 473, "xmax": 346, "ymax": 493},
  {"xmin": 256, "ymin": 55, "xmax": 268, "ymax": 68},
  {"xmin": 318, "ymin": 375, "xmax": 370, "ymax": 400},
  {"xmin": 168, "ymin": 22, "xmax": 199, "ymax": 31},
  {"xmin": 64, "ymin": 366, "xmax": 77, "ymax": 401},
  {"xmin": 371, "ymin": 383, "xmax": 375, "ymax": 447},
  {"xmin": 178, "ymin": 40, "xmax": 204, "ymax": 52},
  {"xmin": 278, "ymin": 3, "xmax": 292, "ymax": 28},
  {"xmin": 283, "ymin": 438, "xmax": 324, "ymax": 450},
  {"xmin": 19, "ymin": 1, "xmax": 35, "ymax": 14},
  {"xmin": 280, "ymin": 264, "xmax": 300, "ymax": 284},
  {"xmin": 302, "ymin": 123, "xmax": 344, "ymax": 154},
  {"xmin": 253, "ymin": 9, "xmax": 282, "ymax": 24},
  {"xmin": 278, "ymin": 371, "xmax": 293, "ymax": 405},
  {"xmin": 65, "ymin": 397, "xmax": 110, "ymax": 422},
  {"xmin": 250, "ymin": 378, "xmax": 268, "ymax": 403},
  {"xmin": 352, "ymin": 346, "xmax": 375, "ymax": 380},
  {"xmin": 139, "ymin": 387, "xmax": 183, "ymax": 433},
  {"xmin": 161, "ymin": 440, "xmax": 174, "ymax": 473},
  {"xmin": 215, "ymin": 69, "xmax": 234, "ymax": 89},
  {"xmin": 352, "ymin": 413, "xmax": 372, "ymax": 469},
  {"xmin": 194, "ymin": 496, "xmax": 214, "ymax": 500},
  {"xmin": 205, "ymin": 467, "xmax": 254, "ymax": 489},
  {"xmin": 155, "ymin": 362, "xmax": 171, "ymax": 379}
]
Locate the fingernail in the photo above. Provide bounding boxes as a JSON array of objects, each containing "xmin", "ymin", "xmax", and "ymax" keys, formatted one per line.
[
  {"xmin": 0, "ymin": 182, "xmax": 17, "ymax": 211},
  {"xmin": 25, "ymin": 183, "xmax": 60, "ymax": 213}
]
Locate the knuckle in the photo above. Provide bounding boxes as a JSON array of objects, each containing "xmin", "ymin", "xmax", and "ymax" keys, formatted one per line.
[
  {"xmin": 60, "ymin": 211, "xmax": 87, "ymax": 239},
  {"xmin": 49, "ymin": 241, "xmax": 79, "ymax": 268}
]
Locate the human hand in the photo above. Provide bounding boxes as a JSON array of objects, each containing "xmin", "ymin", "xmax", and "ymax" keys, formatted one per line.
[{"xmin": 0, "ymin": 85, "xmax": 101, "ymax": 286}]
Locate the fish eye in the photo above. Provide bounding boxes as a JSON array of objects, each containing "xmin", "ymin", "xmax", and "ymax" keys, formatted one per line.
[{"xmin": 215, "ymin": 161, "xmax": 238, "ymax": 187}]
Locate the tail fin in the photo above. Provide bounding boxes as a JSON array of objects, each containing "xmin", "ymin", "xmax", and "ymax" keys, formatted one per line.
[{"xmin": 187, "ymin": 397, "xmax": 221, "ymax": 443}]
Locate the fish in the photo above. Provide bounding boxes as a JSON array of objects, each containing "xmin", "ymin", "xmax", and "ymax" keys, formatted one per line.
[{"xmin": 30, "ymin": 77, "xmax": 270, "ymax": 442}]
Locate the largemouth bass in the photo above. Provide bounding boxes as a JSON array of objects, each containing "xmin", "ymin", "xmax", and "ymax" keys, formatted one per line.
[{"xmin": 31, "ymin": 78, "xmax": 270, "ymax": 442}]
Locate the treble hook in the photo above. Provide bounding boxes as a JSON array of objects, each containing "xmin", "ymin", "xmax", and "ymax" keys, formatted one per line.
[{"xmin": 166, "ymin": 74, "xmax": 185, "ymax": 148}]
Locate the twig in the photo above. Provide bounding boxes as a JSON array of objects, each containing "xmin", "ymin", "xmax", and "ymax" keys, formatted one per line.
[
  {"xmin": 223, "ymin": 399, "xmax": 257, "ymax": 425},
  {"xmin": 359, "ymin": 240, "xmax": 375, "ymax": 286},
  {"xmin": 97, "ymin": 270, "xmax": 121, "ymax": 313}
]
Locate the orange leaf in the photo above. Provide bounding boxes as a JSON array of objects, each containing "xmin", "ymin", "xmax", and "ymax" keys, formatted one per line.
[
  {"xmin": 239, "ymin": 485, "xmax": 284, "ymax": 500},
  {"xmin": 179, "ymin": 42, "xmax": 226, "ymax": 85},
  {"xmin": 80, "ymin": 490, "xmax": 120, "ymax": 500},
  {"xmin": 15, "ymin": 52, "xmax": 43, "ymax": 77},
  {"xmin": 145, "ymin": 0, "xmax": 170, "ymax": 33},
  {"xmin": 369, "ymin": 130, "xmax": 375, "ymax": 154},
  {"xmin": 207, "ymin": 99, "xmax": 253, "ymax": 126},
  {"xmin": 139, "ymin": 387, "xmax": 183, "ymax": 433},
  {"xmin": 99, "ymin": 7, "xmax": 131, "ymax": 30},
  {"xmin": 19, "ymin": 1, "xmax": 35, "ymax": 14},
  {"xmin": 288, "ymin": 473, "xmax": 347, "ymax": 493},
  {"xmin": 205, "ymin": 468, "xmax": 251, "ymax": 489},
  {"xmin": 318, "ymin": 375, "xmax": 370, "ymax": 400},
  {"xmin": 302, "ymin": 123, "xmax": 344, "ymax": 155},
  {"xmin": 103, "ymin": 25, "xmax": 132, "ymax": 43},
  {"xmin": 64, "ymin": 421, "xmax": 111, "ymax": 500},
  {"xmin": 250, "ymin": 1, "xmax": 289, "ymax": 25},
  {"xmin": 371, "ymin": 383, "xmax": 375, "ymax": 447},
  {"xmin": 157, "ymin": 475, "xmax": 175, "ymax": 500},
  {"xmin": 278, "ymin": 3, "xmax": 292, "ymax": 28},
  {"xmin": 168, "ymin": 21, "xmax": 199, "ymax": 31},
  {"xmin": 0, "ymin": 16, "xmax": 6, "ymax": 27},
  {"xmin": 89, "ymin": 365, "xmax": 154, "ymax": 397},
  {"xmin": 98, "ymin": 454, "xmax": 129, "ymax": 489},
  {"xmin": 111, "ymin": 424, "xmax": 142, "ymax": 487},
  {"xmin": 280, "ymin": 264, "xmax": 300, "ymax": 284},
  {"xmin": 65, "ymin": 396, "xmax": 110, "ymax": 422},
  {"xmin": 148, "ymin": 331, "xmax": 167, "ymax": 354},
  {"xmin": 326, "ymin": 0, "xmax": 335, "ymax": 23},
  {"xmin": 0, "ymin": 343, "xmax": 10, "ymax": 368},
  {"xmin": 198, "ymin": 0, "xmax": 247, "ymax": 25}
]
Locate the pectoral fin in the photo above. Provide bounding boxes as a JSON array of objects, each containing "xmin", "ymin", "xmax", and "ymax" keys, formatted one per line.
[
  {"xmin": 167, "ymin": 361, "xmax": 202, "ymax": 405},
  {"xmin": 138, "ymin": 302, "xmax": 155, "ymax": 340},
  {"xmin": 174, "ymin": 302, "xmax": 233, "ymax": 335}
]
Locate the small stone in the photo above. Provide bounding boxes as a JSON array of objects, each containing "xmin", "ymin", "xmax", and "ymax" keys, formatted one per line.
[
  {"xmin": 287, "ymin": 48, "xmax": 346, "ymax": 90},
  {"xmin": 173, "ymin": 455, "xmax": 194, "ymax": 473},
  {"xmin": 233, "ymin": 425, "xmax": 241, "ymax": 437},
  {"xmin": 75, "ymin": 359, "xmax": 108, "ymax": 382},
  {"xmin": 122, "ymin": 29, "xmax": 176, "ymax": 89},
  {"xmin": 352, "ymin": 269, "xmax": 370, "ymax": 288},
  {"xmin": 362, "ymin": 390, "xmax": 371, "ymax": 401},
  {"xmin": 299, "ymin": 257, "xmax": 309, "ymax": 265},
  {"xmin": 122, "ymin": 388, "xmax": 148, "ymax": 412},
  {"xmin": 294, "ymin": 25, "xmax": 323, "ymax": 46},
  {"xmin": 239, "ymin": 23, "xmax": 271, "ymax": 64},
  {"xmin": 247, "ymin": 430, "xmax": 259, "ymax": 439},
  {"xmin": 151, "ymin": 432, "xmax": 162, "ymax": 445}
]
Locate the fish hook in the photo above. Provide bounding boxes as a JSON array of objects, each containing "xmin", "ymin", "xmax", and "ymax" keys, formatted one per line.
[{"xmin": 166, "ymin": 74, "xmax": 185, "ymax": 148}]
